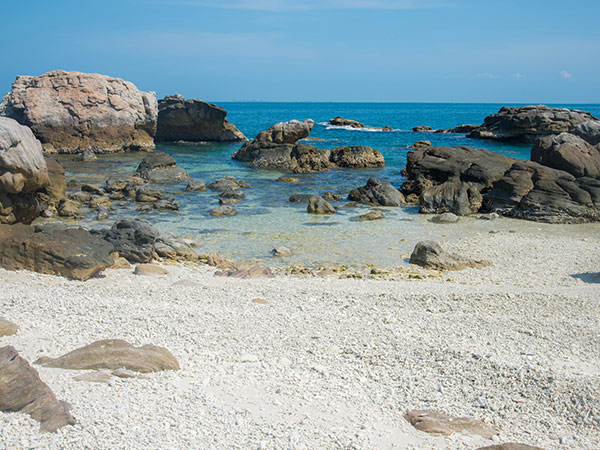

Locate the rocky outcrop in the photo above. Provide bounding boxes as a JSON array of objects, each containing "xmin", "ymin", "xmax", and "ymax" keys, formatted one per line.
[
  {"xmin": 467, "ymin": 105, "xmax": 598, "ymax": 143},
  {"xmin": 531, "ymin": 132, "xmax": 600, "ymax": 178},
  {"xmin": 402, "ymin": 145, "xmax": 600, "ymax": 222},
  {"xmin": 0, "ymin": 346, "xmax": 76, "ymax": 432},
  {"xmin": 0, "ymin": 224, "xmax": 114, "ymax": 280},
  {"xmin": 0, "ymin": 118, "xmax": 52, "ymax": 224},
  {"xmin": 329, "ymin": 146, "xmax": 384, "ymax": 168},
  {"xmin": 329, "ymin": 117, "xmax": 364, "ymax": 128},
  {"xmin": 233, "ymin": 120, "xmax": 385, "ymax": 173},
  {"xmin": 409, "ymin": 241, "xmax": 491, "ymax": 270},
  {"xmin": 37, "ymin": 339, "xmax": 179, "ymax": 373},
  {"xmin": 348, "ymin": 177, "xmax": 405, "ymax": 206},
  {"xmin": 155, "ymin": 95, "xmax": 245, "ymax": 142},
  {"xmin": 134, "ymin": 152, "xmax": 190, "ymax": 183},
  {"xmin": 0, "ymin": 70, "xmax": 158, "ymax": 153},
  {"xmin": 434, "ymin": 124, "xmax": 479, "ymax": 134}
]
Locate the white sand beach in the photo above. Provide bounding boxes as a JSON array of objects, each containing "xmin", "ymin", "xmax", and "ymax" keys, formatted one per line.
[{"xmin": 1, "ymin": 228, "xmax": 599, "ymax": 449}]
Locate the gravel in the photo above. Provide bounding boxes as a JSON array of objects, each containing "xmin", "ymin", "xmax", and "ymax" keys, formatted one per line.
[{"xmin": 0, "ymin": 229, "xmax": 598, "ymax": 449}]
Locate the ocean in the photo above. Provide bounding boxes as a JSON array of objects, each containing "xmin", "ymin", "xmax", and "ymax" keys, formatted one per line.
[{"xmin": 57, "ymin": 103, "xmax": 600, "ymax": 269}]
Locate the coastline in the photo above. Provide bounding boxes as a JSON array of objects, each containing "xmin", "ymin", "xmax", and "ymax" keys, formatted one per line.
[{"xmin": 1, "ymin": 228, "xmax": 598, "ymax": 449}]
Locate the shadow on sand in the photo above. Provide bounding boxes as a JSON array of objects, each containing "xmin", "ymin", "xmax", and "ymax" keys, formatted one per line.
[{"xmin": 571, "ymin": 272, "xmax": 600, "ymax": 284}]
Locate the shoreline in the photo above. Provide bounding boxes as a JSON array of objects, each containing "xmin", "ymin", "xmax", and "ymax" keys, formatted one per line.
[{"xmin": 1, "ymin": 228, "xmax": 598, "ymax": 449}]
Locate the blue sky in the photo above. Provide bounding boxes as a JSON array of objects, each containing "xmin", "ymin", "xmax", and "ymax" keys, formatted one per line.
[{"xmin": 1, "ymin": 0, "xmax": 599, "ymax": 102}]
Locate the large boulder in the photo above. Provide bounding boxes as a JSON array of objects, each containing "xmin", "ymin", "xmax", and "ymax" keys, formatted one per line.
[
  {"xmin": 409, "ymin": 241, "xmax": 491, "ymax": 271},
  {"xmin": 0, "ymin": 70, "xmax": 158, "ymax": 153},
  {"xmin": 37, "ymin": 339, "xmax": 179, "ymax": 373},
  {"xmin": 0, "ymin": 118, "xmax": 51, "ymax": 224},
  {"xmin": 467, "ymin": 105, "xmax": 598, "ymax": 143},
  {"xmin": 257, "ymin": 119, "xmax": 314, "ymax": 144},
  {"xmin": 155, "ymin": 95, "xmax": 245, "ymax": 142},
  {"xmin": 420, "ymin": 181, "xmax": 483, "ymax": 216},
  {"xmin": 134, "ymin": 151, "xmax": 190, "ymax": 183},
  {"xmin": 103, "ymin": 218, "xmax": 159, "ymax": 263},
  {"xmin": 348, "ymin": 177, "xmax": 405, "ymax": 206},
  {"xmin": 531, "ymin": 132, "xmax": 600, "ymax": 179},
  {"xmin": 574, "ymin": 120, "xmax": 600, "ymax": 145},
  {"xmin": 0, "ymin": 346, "xmax": 76, "ymax": 432},
  {"xmin": 0, "ymin": 224, "xmax": 114, "ymax": 280}
]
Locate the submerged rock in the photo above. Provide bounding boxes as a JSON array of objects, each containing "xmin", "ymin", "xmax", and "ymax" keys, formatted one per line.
[
  {"xmin": 0, "ymin": 224, "xmax": 114, "ymax": 280},
  {"xmin": 0, "ymin": 346, "xmax": 76, "ymax": 432},
  {"xmin": 36, "ymin": 339, "xmax": 179, "ymax": 373},
  {"xmin": 209, "ymin": 205, "xmax": 238, "ymax": 217},
  {"xmin": 358, "ymin": 210, "xmax": 384, "ymax": 221},
  {"xmin": 409, "ymin": 241, "xmax": 491, "ymax": 271},
  {"xmin": 208, "ymin": 176, "xmax": 245, "ymax": 191},
  {"xmin": 186, "ymin": 179, "xmax": 206, "ymax": 192},
  {"xmin": 348, "ymin": 177, "xmax": 405, "ymax": 206},
  {"xmin": 155, "ymin": 95, "xmax": 246, "ymax": 142},
  {"xmin": 0, "ymin": 70, "xmax": 157, "ymax": 153},
  {"xmin": 135, "ymin": 152, "xmax": 190, "ymax": 183},
  {"xmin": 307, "ymin": 195, "xmax": 336, "ymax": 214},
  {"xmin": 467, "ymin": 105, "xmax": 598, "ymax": 143}
]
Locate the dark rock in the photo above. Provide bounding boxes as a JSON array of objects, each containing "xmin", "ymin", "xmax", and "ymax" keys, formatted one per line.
[
  {"xmin": 209, "ymin": 205, "xmax": 237, "ymax": 217},
  {"xmin": 467, "ymin": 105, "xmax": 599, "ymax": 143},
  {"xmin": 76, "ymin": 149, "xmax": 97, "ymax": 161},
  {"xmin": 409, "ymin": 140, "xmax": 431, "ymax": 148},
  {"xmin": 434, "ymin": 124, "xmax": 479, "ymax": 134},
  {"xmin": 36, "ymin": 157, "xmax": 66, "ymax": 211},
  {"xmin": 322, "ymin": 191, "xmax": 342, "ymax": 201},
  {"xmin": 420, "ymin": 181, "xmax": 483, "ymax": 215},
  {"xmin": 409, "ymin": 241, "xmax": 491, "ymax": 270},
  {"xmin": 57, "ymin": 198, "xmax": 81, "ymax": 217},
  {"xmin": 220, "ymin": 190, "xmax": 245, "ymax": 200},
  {"xmin": 88, "ymin": 196, "xmax": 111, "ymax": 209},
  {"xmin": 289, "ymin": 194, "xmax": 314, "ymax": 203},
  {"xmin": 307, "ymin": 195, "xmax": 336, "ymax": 214},
  {"xmin": 155, "ymin": 94, "xmax": 245, "ymax": 142},
  {"xmin": 95, "ymin": 206, "xmax": 111, "ymax": 221},
  {"xmin": 219, "ymin": 198, "xmax": 239, "ymax": 205},
  {"xmin": 574, "ymin": 120, "xmax": 600, "ymax": 145},
  {"xmin": 348, "ymin": 177, "xmax": 405, "ymax": 206},
  {"xmin": 413, "ymin": 126, "xmax": 433, "ymax": 132},
  {"xmin": 81, "ymin": 183, "xmax": 104, "ymax": 195},
  {"xmin": 134, "ymin": 152, "xmax": 190, "ymax": 183},
  {"xmin": 153, "ymin": 198, "xmax": 179, "ymax": 211},
  {"xmin": 37, "ymin": 339, "xmax": 179, "ymax": 373},
  {"xmin": 531, "ymin": 132, "xmax": 600, "ymax": 178},
  {"xmin": 185, "ymin": 179, "xmax": 206, "ymax": 192},
  {"xmin": 256, "ymin": 119, "xmax": 314, "ymax": 144},
  {"xmin": 0, "ymin": 346, "xmax": 76, "ymax": 432},
  {"xmin": 329, "ymin": 146, "xmax": 385, "ymax": 168},
  {"xmin": 0, "ymin": 224, "xmax": 114, "ymax": 280},
  {"xmin": 208, "ymin": 176, "xmax": 244, "ymax": 191},
  {"xmin": 136, "ymin": 185, "xmax": 163, "ymax": 202},
  {"xmin": 154, "ymin": 233, "xmax": 197, "ymax": 261},
  {"xmin": 329, "ymin": 117, "xmax": 364, "ymax": 128},
  {"xmin": 103, "ymin": 218, "xmax": 159, "ymax": 263}
]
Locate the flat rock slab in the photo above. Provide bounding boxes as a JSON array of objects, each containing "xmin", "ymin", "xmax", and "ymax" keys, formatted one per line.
[
  {"xmin": 405, "ymin": 409, "xmax": 497, "ymax": 438},
  {"xmin": 0, "ymin": 224, "xmax": 114, "ymax": 280},
  {"xmin": 0, "ymin": 346, "xmax": 76, "ymax": 432},
  {"xmin": 409, "ymin": 240, "xmax": 492, "ymax": 271},
  {"xmin": 0, "ymin": 317, "xmax": 19, "ymax": 337},
  {"xmin": 36, "ymin": 339, "xmax": 179, "ymax": 373},
  {"xmin": 477, "ymin": 444, "xmax": 546, "ymax": 450},
  {"xmin": 134, "ymin": 264, "xmax": 169, "ymax": 276}
]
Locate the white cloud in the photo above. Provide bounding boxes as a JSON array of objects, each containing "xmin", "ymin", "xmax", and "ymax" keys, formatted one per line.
[
  {"xmin": 560, "ymin": 70, "xmax": 573, "ymax": 79},
  {"xmin": 513, "ymin": 72, "xmax": 526, "ymax": 80},
  {"xmin": 476, "ymin": 73, "xmax": 495, "ymax": 80},
  {"xmin": 158, "ymin": 0, "xmax": 454, "ymax": 11}
]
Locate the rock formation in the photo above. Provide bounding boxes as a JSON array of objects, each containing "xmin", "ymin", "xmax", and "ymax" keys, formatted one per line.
[
  {"xmin": 233, "ymin": 120, "xmax": 385, "ymax": 173},
  {"xmin": 0, "ymin": 346, "xmax": 76, "ymax": 432},
  {"xmin": 0, "ymin": 224, "xmax": 115, "ymax": 280},
  {"xmin": 467, "ymin": 105, "xmax": 598, "ymax": 143},
  {"xmin": 531, "ymin": 132, "xmax": 600, "ymax": 178},
  {"xmin": 155, "ymin": 95, "xmax": 246, "ymax": 142},
  {"xmin": 135, "ymin": 151, "xmax": 190, "ymax": 183},
  {"xmin": 0, "ymin": 70, "xmax": 158, "ymax": 153},
  {"xmin": 348, "ymin": 177, "xmax": 405, "ymax": 206},
  {"xmin": 328, "ymin": 117, "xmax": 364, "ymax": 128},
  {"xmin": 103, "ymin": 218, "xmax": 159, "ymax": 263}
]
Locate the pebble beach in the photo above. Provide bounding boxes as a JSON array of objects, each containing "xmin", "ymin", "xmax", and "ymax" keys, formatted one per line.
[{"xmin": 1, "ymin": 227, "xmax": 598, "ymax": 450}]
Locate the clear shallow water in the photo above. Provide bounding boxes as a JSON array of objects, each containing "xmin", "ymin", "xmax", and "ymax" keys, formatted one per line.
[{"xmin": 57, "ymin": 103, "xmax": 600, "ymax": 268}]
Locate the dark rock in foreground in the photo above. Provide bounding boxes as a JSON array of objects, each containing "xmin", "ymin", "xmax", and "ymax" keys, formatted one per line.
[
  {"xmin": 0, "ymin": 224, "xmax": 114, "ymax": 280},
  {"xmin": 531, "ymin": 132, "xmax": 600, "ymax": 179},
  {"xmin": 0, "ymin": 70, "xmax": 157, "ymax": 154},
  {"xmin": 467, "ymin": 105, "xmax": 598, "ymax": 143},
  {"xmin": 37, "ymin": 339, "xmax": 179, "ymax": 373},
  {"xmin": 0, "ymin": 346, "xmax": 76, "ymax": 432},
  {"xmin": 155, "ymin": 95, "xmax": 246, "ymax": 142},
  {"xmin": 348, "ymin": 177, "xmax": 405, "ymax": 206},
  {"xmin": 409, "ymin": 241, "xmax": 491, "ymax": 271},
  {"xmin": 103, "ymin": 218, "xmax": 159, "ymax": 263},
  {"xmin": 135, "ymin": 151, "xmax": 190, "ymax": 183}
]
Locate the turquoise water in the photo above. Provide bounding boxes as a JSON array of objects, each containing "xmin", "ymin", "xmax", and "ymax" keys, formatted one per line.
[{"xmin": 58, "ymin": 103, "xmax": 600, "ymax": 268}]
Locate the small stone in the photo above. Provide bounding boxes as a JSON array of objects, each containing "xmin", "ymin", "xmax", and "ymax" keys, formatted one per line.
[
  {"xmin": 209, "ymin": 206, "xmax": 238, "ymax": 217},
  {"xmin": 252, "ymin": 298, "xmax": 269, "ymax": 305}
]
